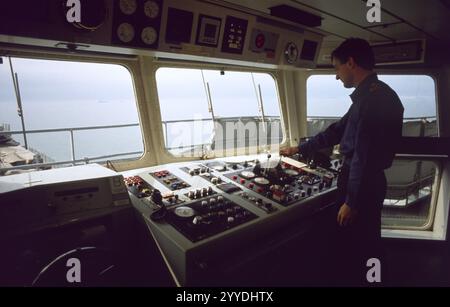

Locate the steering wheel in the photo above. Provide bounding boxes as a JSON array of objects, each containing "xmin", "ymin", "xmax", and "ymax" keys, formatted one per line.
[{"xmin": 31, "ymin": 246, "xmax": 116, "ymax": 287}]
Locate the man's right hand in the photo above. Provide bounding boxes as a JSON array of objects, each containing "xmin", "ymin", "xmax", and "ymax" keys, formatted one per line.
[{"xmin": 279, "ymin": 146, "xmax": 299, "ymax": 156}]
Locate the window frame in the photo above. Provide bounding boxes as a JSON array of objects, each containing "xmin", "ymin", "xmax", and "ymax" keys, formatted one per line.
[
  {"xmin": 305, "ymin": 71, "xmax": 440, "ymax": 137},
  {"xmin": 154, "ymin": 63, "xmax": 285, "ymax": 158},
  {"xmin": 0, "ymin": 50, "xmax": 145, "ymax": 172},
  {"xmin": 305, "ymin": 70, "xmax": 445, "ymax": 239}
]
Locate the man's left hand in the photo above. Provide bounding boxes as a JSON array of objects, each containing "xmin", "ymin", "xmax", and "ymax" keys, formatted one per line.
[{"xmin": 337, "ymin": 203, "xmax": 358, "ymax": 227}]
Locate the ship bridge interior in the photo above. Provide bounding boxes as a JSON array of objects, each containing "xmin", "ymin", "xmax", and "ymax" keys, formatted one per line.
[{"xmin": 0, "ymin": 0, "xmax": 450, "ymax": 287}]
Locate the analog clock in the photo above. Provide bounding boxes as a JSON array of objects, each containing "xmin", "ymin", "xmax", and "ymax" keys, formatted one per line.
[
  {"xmin": 117, "ymin": 22, "xmax": 135, "ymax": 43},
  {"xmin": 141, "ymin": 26, "xmax": 158, "ymax": 45},
  {"xmin": 284, "ymin": 42, "xmax": 299, "ymax": 64},
  {"xmin": 144, "ymin": 0, "xmax": 160, "ymax": 19},
  {"xmin": 119, "ymin": 0, "xmax": 137, "ymax": 15},
  {"xmin": 63, "ymin": 0, "xmax": 107, "ymax": 32}
]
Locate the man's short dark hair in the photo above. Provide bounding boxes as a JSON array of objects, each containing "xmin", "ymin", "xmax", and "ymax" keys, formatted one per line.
[{"xmin": 331, "ymin": 38, "xmax": 375, "ymax": 70}]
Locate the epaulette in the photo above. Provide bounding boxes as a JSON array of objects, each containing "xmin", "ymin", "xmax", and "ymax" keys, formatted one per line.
[{"xmin": 369, "ymin": 82, "xmax": 380, "ymax": 93}]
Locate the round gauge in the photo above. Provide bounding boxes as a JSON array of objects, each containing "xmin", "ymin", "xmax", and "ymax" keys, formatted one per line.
[
  {"xmin": 141, "ymin": 26, "xmax": 158, "ymax": 45},
  {"xmin": 144, "ymin": 0, "xmax": 160, "ymax": 19},
  {"xmin": 240, "ymin": 171, "xmax": 256, "ymax": 179},
  {"xmin": 284, "ymin": 169, "xmax": 299, "ymax": 177},
  {"xmin": 254, "ymin": 177, "xmax": 270, "ymax": 186},
  {"xmin": 62, "ymin": 0, "xmax": 107, "ymax": 32},
  {"xmin": 212, "ymin": 164, "xmax": 226, "ymax": 171},
  {"xmin": 284, "ymin": 42, "xmax": 299, "ymax": 64},
  {"xmin": 255, "ymin": 33, "xmax": 266, "ymax": 49},
  {"xmin": 174, "ymin": 206, "xmax": 195, "ymax": 218},
  {"xmin": 119, "ymin": 0, "xmax": 137, "ymax": 15},
  {"xmin": 117, "ymin": 22, "xmax": 135, "ymax": 43}
]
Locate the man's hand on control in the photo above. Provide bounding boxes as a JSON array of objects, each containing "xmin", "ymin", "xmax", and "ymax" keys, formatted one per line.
[{"xmin": 279, "ymin": 146, "xmax": 299, "ymax": 156}]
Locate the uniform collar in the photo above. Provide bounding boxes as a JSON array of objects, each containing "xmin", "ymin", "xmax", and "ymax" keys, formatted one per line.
[{"xmin": 349, "ymin": 72, "xmax": 378, "ymax": 103}]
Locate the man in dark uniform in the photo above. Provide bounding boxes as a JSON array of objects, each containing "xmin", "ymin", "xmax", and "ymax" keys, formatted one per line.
[{"xmin": 280, "ymin": 38, "xmax": 404, "ymax": 285}]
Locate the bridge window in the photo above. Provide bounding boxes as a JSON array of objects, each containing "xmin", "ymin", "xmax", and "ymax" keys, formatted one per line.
[
  {"xmin": 0, "ymin": 57, "xmax": 143, "ymax": 175},
  {"xmin": 156, "ymin": 67, "xmax": 283, "ymax": 157},
  {"xmin": 306, "ymin": 74, "xmax": 437, "ymax": 137},
  {"xmin": 306, "ymin": 74, "xmax": 439, "ymax": 230}
]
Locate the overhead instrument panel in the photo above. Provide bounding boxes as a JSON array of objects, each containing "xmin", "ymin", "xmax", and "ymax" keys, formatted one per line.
[
  {"xmin": 62, "ymin": 0, "xmax": 108, "ymax": 32},
  {"xmin": 282, "ymin": 38, "xmax": 320, "ymax": 68},
  {"xmin": 249, "ymin": 29, "xmax": 279, "ymax": 59},
  {"xmin": 221, "ymin": 15, "xmax": 248, "ymax": 54},
  {"xmin": 0, "ymin": 0, "xmax": 324, "ymax": 68},
  {"xmin": 300, "ymin": 39, "xmax": 319, "ymax": 62},
  {"xmin": 284, "ymin": 42, "xmax": 299, "ymax": 64},
  {"xmin": 165, "ymin": 7, "xmax": 194, "ymax": 44},
  {"xmin": 112, "ymin": 0, "xmax": 164, "ymax": 49},
  {"xmin": 196, "ymin": 14, "xmax": 222, "ymax": 47}
]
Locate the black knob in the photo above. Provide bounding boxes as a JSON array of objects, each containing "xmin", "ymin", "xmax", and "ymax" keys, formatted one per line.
[
  {"xmin": 151, "ymin": 189, "xmax": 163, "ymax": 206},
  {"xmin": 253, "ymin": 162, "xmax": 262, "ymax": 176}
]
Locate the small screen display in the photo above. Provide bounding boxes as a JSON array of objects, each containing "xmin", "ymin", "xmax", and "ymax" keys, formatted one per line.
[
  {"xmin": 204, "ymin": 23, "xmax": 216, "ymax": 39},
  {"xmin": 300, "ymin": 40, "xmax": 318, "ymax": 61},
  {"xmin": 165, "ymin": 7, "xmax": 193, "ymax": 44},
  {"xmin": 196, "ymin": 14, "xmax": 221, "ymax": 47}
]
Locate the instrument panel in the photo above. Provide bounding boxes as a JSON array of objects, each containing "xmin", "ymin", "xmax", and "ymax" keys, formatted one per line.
[
  {"xmin": 124, "ymin": 155, "xmax": 337, "ymax": 243},
  {"xmin": 122, "ymin": 155, "xmax": 338, "ymax": 285}
]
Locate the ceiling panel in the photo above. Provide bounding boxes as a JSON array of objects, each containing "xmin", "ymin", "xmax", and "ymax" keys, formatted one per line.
[
  {"xmin": 221, "ymin": 0, "xmax": 392, "ymax": 41},
  {"xmin": 381, "ymin": 0, "xmax": 450, "ymax": 41},
  {"xmin": 220, "ymin": 0, "xmax": 450, "ymax": 42},
  {"xmin": 290, "ymin": 0, "xmax": 399, "ymax": 26},
  {"xmin": 366, "ymin": 22, "xmax": 428, "ymax": 41}
]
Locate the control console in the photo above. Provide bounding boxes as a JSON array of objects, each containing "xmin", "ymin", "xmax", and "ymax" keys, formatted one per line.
[
  {"xmin": 166, "ymin": 195, "xmax": 257, "ymax": 242},
  {"xmin": 225, "ymin": 158, "xmax": 336, "ymax": 207},
  {"xmin": 121, "ymin": 155, "xmax": 339, "ymax": 286}
]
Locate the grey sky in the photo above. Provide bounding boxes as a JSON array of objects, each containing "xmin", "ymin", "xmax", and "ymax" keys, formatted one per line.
[{"xmin": 1, "ymin": 57, "xmax": 437, "ymax": 122}]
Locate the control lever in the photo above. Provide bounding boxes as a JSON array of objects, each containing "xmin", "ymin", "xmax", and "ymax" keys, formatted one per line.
[
  {"xmin": 253, "ymin": 160, "xmax": 262, "ymax": 176},
  {"xmin": 264, "ymin": 153, "xmax": 271, "ymax": 177},
  {"xmin": 150, "ymin": 189, "xmax": 167, "ymax": 221}
]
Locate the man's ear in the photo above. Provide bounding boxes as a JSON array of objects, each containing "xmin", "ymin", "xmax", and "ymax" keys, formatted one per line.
[{"xmin": 347, "ymin": 56, "xmax": 356, "ymax": 68}]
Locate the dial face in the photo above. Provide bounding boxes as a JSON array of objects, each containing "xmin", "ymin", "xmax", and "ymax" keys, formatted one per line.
[
  {"xmin": 117, "ymin": 23, "xmax": 135, "ymax": 43},
  {"xmin": 144, "ymin": 0, "xmax": 160, "ymax": 19},
  {"xmin": 174, "ymin": 206, "xmax": 195, "ymax": 218},
  {"xmin": 66, "ymin": 0, "xmax": 107, "ymax": 32},
  {"xmin": 284, "ymin": 42, "xmax": 299, "ymax": 64},
  {"xmin": 141, "ymin": 26, "xmax": 158, "ymax": 45},
  {"xmin": 119, "ymin": 0, "xmax": 137, "ymax": 15}
]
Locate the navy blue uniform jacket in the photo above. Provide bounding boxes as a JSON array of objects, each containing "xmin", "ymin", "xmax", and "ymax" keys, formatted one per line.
[{"xmin": 299, "ymin": 73, "xmax": 404, "ymax": 209}]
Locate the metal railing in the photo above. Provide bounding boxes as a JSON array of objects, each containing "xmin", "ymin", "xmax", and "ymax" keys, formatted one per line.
[
  {"xmin": 161, "ymin": 116, "xmax": 283, "ymax": 151},
  {"xmin": 0, "ymin": 115, "xmax": 438, "ymax": 172},
  {"xmin": 0, "ymin": 123, "xmax": 142, "ymax": 172},
  {"xmin": 162, "ymin": 115, "xmax": 437, "ymax": 152},
  {"xmin": 307, "ymin": 115, "xmax": 437, "ymax": 121}
]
